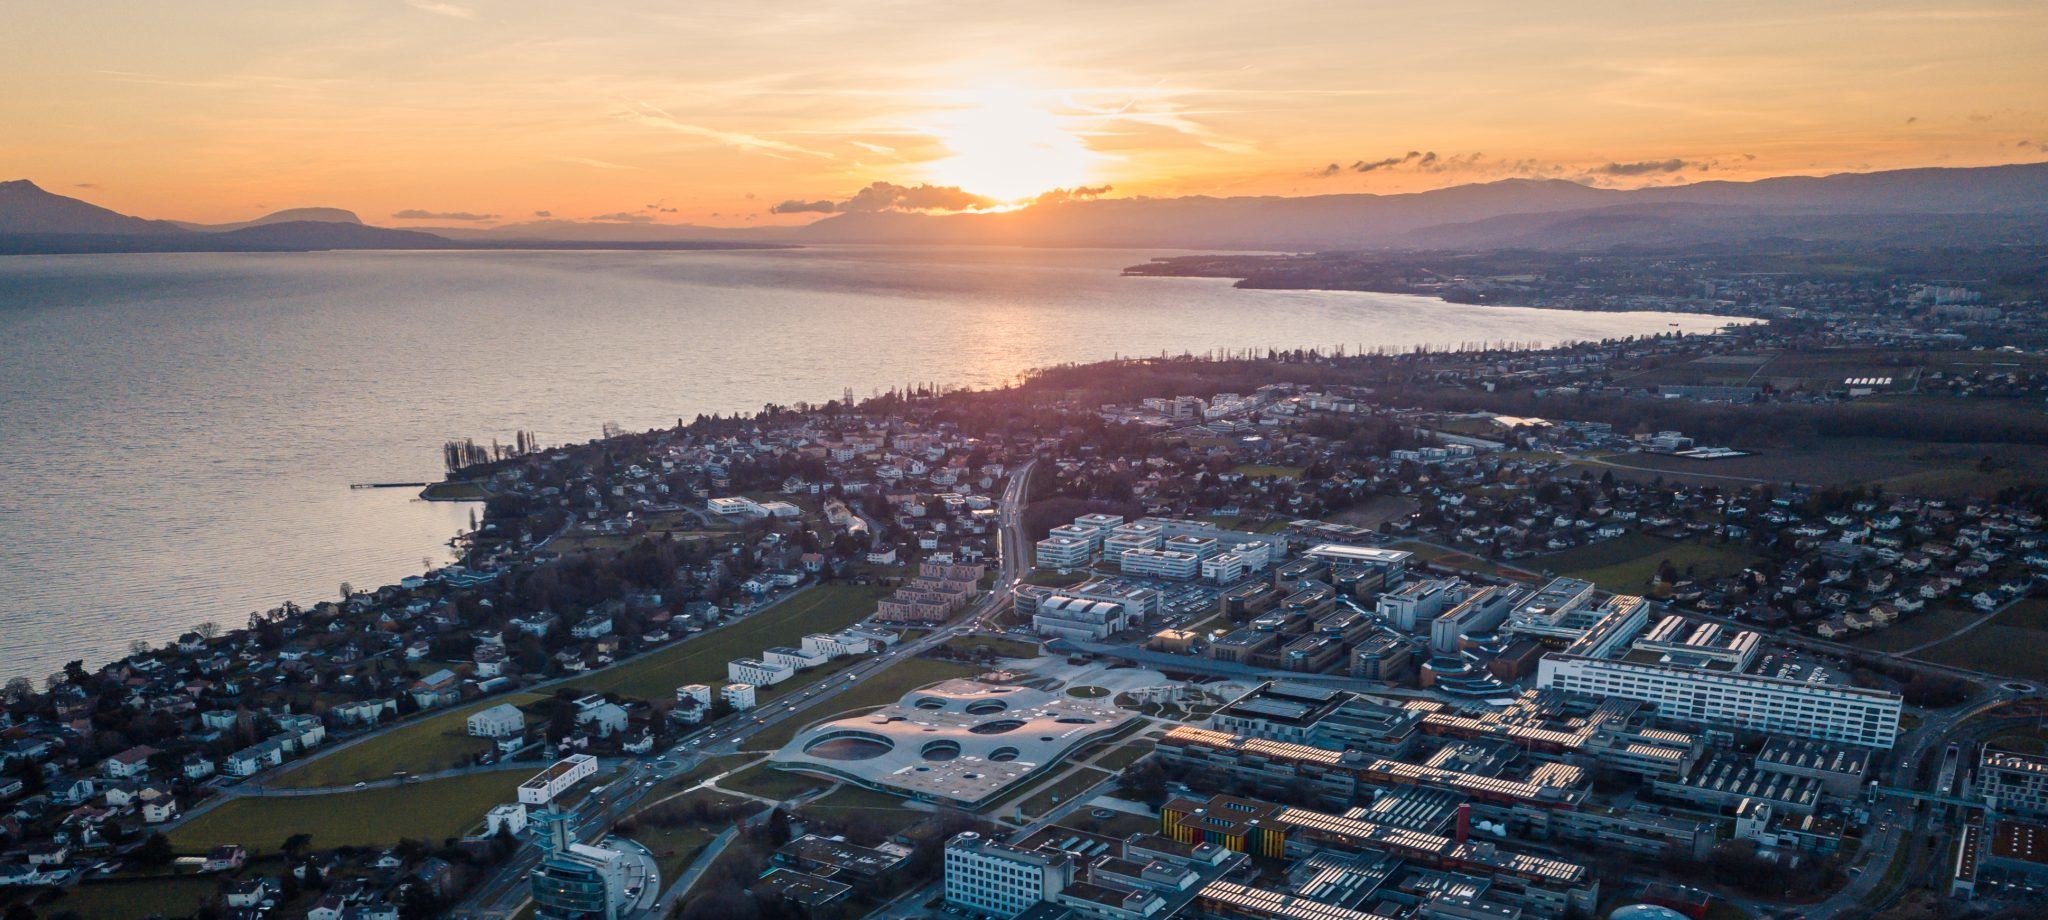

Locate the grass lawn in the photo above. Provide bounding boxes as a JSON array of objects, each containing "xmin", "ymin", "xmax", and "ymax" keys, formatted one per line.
[
  {"xmin": 39, "ymin": 875, "xmax": 223, "ymax": 920},
  {"xmin": 749, "ymin": 657, "xmax": 980, "ymax": 750},
  {"xmin": 1844, "ymin": 605, "xmax": 1983, "ymax": 653},
  {"xmin": 564, "ymin": 585, "xmax": 887, "ymax": 701},
  {"xmin": 1091, "ymin": 739, "xmax": 1155, "ymax": 772},
  {"xmin": 1065, "ymin": 685, "xmax": 1111, "ymax": 699},
  {"xmin": 720, "ymin": 763, "xmax": 831, "ymax": 801},
  {"xmin": 1391, "ymin": 542, "xmax": 1531, "ymax": 581},
  {"xmin": 1530, "ymin": 533, "xmax": 1757, "ymax": 595},
  {"xmin": 268, "ymin": 693, "xmax": 540, "ymax": 789},
  {"xmin": 270, "ymin": 587, "xmax": 877, "ymax": 788},
  {"xmin": 942, "ymin": 635, "xmax": 1042, "ymax": 659},
  {"xmin": 171, "ymin": 771, "xmax": 524, "ymax": 854},
  {"xmin": 1233, "ymin": 464, "xmax": 1305, "ymax": 480},
  {"xmin": 1987, "ymin": 725, "xmax": 2048, "ymax": 756},
  {"xmin": 798, "ymin": 785, "xmax": 931, "ymax": 837},
  {"xmin": 1915, "ymin": 599, "xmax": 2048, "ymax": 682},
  {"xmin": 627, "ymin": 789, "xmax": 761, "ymax": 880},
  {"xmin": 1018, "ymin": 767, "xmax": 1112, "ymax": 818}
]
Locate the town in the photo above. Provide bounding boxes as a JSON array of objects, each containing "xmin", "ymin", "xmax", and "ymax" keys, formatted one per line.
[{"xmin": 6, "ymin": 284, "xmax": 2048, "ymax": 920}]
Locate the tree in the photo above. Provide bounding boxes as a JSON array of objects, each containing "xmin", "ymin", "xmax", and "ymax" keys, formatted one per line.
[
  {"xmin": 134, "ymin": 832, "xmax": 174, "ymax": 867},
  {"xmin": 282, "ymin": 833, "xmax": 313, "ymax": 862},
  {"xmin": 196, "ymin": 621, "xmax": 221, "ymax": 640}
]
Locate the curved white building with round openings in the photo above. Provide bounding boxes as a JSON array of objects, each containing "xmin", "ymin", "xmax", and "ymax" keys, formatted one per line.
[{"xmin": 771, "ymin": 678, "xmax": 1137, "ymax": 807}]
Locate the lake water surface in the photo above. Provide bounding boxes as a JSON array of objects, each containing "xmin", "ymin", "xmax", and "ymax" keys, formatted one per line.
[{"xmin": 0, "ymin": 245, "xmax": 1736, "ymax": 679}]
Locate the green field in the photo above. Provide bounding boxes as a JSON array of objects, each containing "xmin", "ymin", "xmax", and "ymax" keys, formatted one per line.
[
  {"xmin": 1843, "ymin": 605, "xmax": 1983, "ymax": 653},
  {"xmin": 748, "ymin": 657, "xmax": 980, "ymax": 750},
  {"xmin": 1915, "ymin": 599, "xmax": 2048, "ymax": 681},
  {"xmin": 1530, "ymin": 533, "xmax": 1757, "ymax": 595},
  {"xmin": 269, "ymin": 693, "xmax": 540, "ymax": 789},
  {"xmin": 36, "ymin": 875, "xmax": 224, "ymax": 920},
  {"xmin": 562, "ymin": 585, "xmax": 887, "ymax": 700},
  {"xmin": 1018, "ymin": 767, "xmax": 1112, "ymax": 818},
  {"xmin": 1391, "ymin": 541, "xmax": 1532, "ymax": 581},
  {"xmin": 943, "ymin": 635, "xmax": 1042, "ymax": 659},
  {"xmin": 720, "ymin": 762, "xmax": 832, "ymax": 801},
  {"xmin": 171, "ymin": 771, "xmax": 524, "ymax": 854},
  {"xmin": 627, "ymin": 789, "xmax": 761, "ymax": 880},
  {"xmin": 271, "ymin": 586, "xmax": 883, "ymax": 788},
  {"xmin": 1091, "ymin": 739, "xmax": 1155, "ymax": 771},
  {"xmin": 798, "ymin": 785, "xmax": 931, "ymax": 837}
]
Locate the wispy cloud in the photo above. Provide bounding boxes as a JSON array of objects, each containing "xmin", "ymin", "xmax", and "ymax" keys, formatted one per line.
[
  {"xmin": 391, "ymin": 208, "xmax": 496, "ymax": 221},
  {"xmin": 406, "ymin": 0, "xmax": 477, "ymax": 20},
  {"xmin": 623, "ymin": 102, "xmax": 833, "ymax": 159},
  {"xmin": 556, "ymin": 156, "xmax": 643, "ymax": 171}
]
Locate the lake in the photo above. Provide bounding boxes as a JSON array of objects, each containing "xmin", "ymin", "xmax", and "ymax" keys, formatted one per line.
[{"xmin": 0, "ymin": 245, "xmax": 1735, "ymax": 679}]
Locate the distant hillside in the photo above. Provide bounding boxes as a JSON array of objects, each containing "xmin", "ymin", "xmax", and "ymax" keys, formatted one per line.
[
  {"xmin": 175, "ymin": 207, "xmax": 364, "ymax": 232},
  {"xmin": 0, "ymin": 179, "xmax": 187, "ymax": 236},
  {"xmin": 0, "ymin": 185, "xmax": 777, "ymax": 255},
  {"xmin": 10, "ymin": 160, "xmax": 2047, "ymax": 255},
  {"xmin": 779, "ymin": 162, "xmax": 2048, "ymax": 250}
]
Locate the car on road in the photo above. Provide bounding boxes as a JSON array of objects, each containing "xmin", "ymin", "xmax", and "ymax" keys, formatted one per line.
[{"xmin": 354, "ymin": 781, "xmax": 367, "ymax": 788}]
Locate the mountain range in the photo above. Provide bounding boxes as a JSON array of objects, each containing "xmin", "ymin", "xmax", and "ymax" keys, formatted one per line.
[{"xmin": 5, "ymin": 162, "xmax": 2047, "ymax": 255}]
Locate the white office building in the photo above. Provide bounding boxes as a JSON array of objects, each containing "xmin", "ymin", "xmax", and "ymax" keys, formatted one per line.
[
  {"xmin": 1428, "ymin": 585, "xmax": 1519, "ymax": 653},
  {"xmin": 1034, "ymin": 536, "xmax": 1093, "ymax": 570},
  {"xmin": 1537, "ymin": 655, "xmax": 1903, "ymax": 748},
  {"xmin": 1377, "ymin": 578, "xmax": 1465, "ymax": 632},
  {"xmin": 802, "ymin": 632, "xmax": 867, "ymax": 659},
  {"xmin": 1047, "ymin": 523, "xmax": 1103, "ymax": 555},
  {"xmin": 1102, "ymin": 528, "xmax": 1165, "ymax": 565},
  {"xmin": 518, "ymin": 754, "xmax": 600, "ymax": 806},
  {"xmin": 1201, "ymin": 551, "xmax": 1252, "ymax": 584},
  {"xmin": 722, "ymin": 683, "xmax": 758, "ymax": 710},
  {"xmin": 707, "ymin": 496, "xmax": 764, "ymax": 517},
  {"xmin": 763, "ymin": 646, "xmax": 828, "ymax": 672},
  {"xmin": 1120, "ymin": 548, "xmax": 1202, "ymax": 580},
  {"xmin": 944, "ymin": 832, "xmax": 1071, "ymax": 920},
  {"xmin": 729, "ymin": 657, "xmax": 796, "ymax": 686}
]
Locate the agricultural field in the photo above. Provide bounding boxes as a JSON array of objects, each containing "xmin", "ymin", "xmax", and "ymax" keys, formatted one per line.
[
  {"xmin": 563, "ymin": 584, "xmax": 887, "ymax": 700},
  {"xmin": 1017, "ymin": 767, "xmax": 1112, "ymax": 818},
  {"xmin": 1530, "ymin": 533, "xmax": 1758, "ymax": 595},
  {"xmin": 718, "ymin": 762, "xmax": 831, "ymax": 802},
  {"xmin": 941, "ymin": 635, "xmax": 1042, "ymax": 660},
  {"xmin": 268, "ymin": 693, "xmax": 541, "ymax": 789},
  {"xmin": 170, "ymin": 771, "xmax": 525, "ymax": 854},
  {"xmin": 32, "ymin": 875, "xmax": 223, "ymax": 920},
  {"xmin": 1842, "ymin": 605, "xmax": 1984, "ymax": 654},
  {"xmin": 1914, "ymin": 599, "xmax": 2048, "ymax": 682},
  {"xmin": 797, "ymin": 785, "xmax": 931, "ymax": 837}
]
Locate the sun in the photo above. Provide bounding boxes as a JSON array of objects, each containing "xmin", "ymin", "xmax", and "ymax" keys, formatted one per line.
[{"xmin": 924, "ymin": 89, "xmax": 1099, "ymax": 204}]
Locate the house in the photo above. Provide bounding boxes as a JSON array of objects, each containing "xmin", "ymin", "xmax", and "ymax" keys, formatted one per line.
[
  {"xmin": 225, "ymin": 877, "xmax": 274, "ymax": 908},
  {"xmin": 203, "ymin": 844, "xmax": 248, "ymax": 873},
  {"xmin": 141, "ymin": 795, "xmax": 179, "ymax": 824},
  {"xmin": 572, "ymin": 696, "xmax": 629, "ymax": 737},
  {"xmin": 308, "ymin": 893, "xmax": 349, "ymax": 920},
  {"xmin": 570, "ymin": 615, "xmax": 614, "ymax": 640},
  {"xmin": 409, "ymin": 669, "xmax": 462, "ymax": 709},
  {"xmin": 101, "ymin": 745, "xmax": 157, "ymax": 779},
  {"xmin": 224, "ymin": 737, "xmax": 289, "ymax": 777},
  {"xmin": 467, "ymin": 702, "xmax": 525, "ymax": 739},
  {"xmin": 184, "ymin": 755, "xmax": 216, "ymax": 780}
]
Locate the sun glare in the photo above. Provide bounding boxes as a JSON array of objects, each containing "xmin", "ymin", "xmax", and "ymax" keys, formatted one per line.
[{"xmin": 925, "ymin": 89, "xmax": 1098, "ymax": 204}]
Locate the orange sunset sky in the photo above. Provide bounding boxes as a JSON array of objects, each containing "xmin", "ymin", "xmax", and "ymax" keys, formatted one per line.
[{"xmin": 4, "ymin": 0, "xmax": 2045, "ymax": 227}]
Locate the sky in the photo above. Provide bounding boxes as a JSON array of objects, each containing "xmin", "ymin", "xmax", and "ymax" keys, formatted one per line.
[{"xmin": 4, "ymin": 0, "xmax": 2045, "ymax": 227}]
